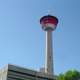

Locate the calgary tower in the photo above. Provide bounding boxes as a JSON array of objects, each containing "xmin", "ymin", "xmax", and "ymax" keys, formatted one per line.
[{"xmin": 40, "ymin": 15, "xmax": 58, "ymax": 75}]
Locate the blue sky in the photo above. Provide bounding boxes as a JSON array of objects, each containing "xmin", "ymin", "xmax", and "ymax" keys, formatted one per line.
[{"xmin": 0, "ymin": 0, "xmax": 80, "ymax": 75}]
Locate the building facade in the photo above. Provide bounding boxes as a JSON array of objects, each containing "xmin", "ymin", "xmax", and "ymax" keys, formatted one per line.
[{"xmin": 0, "ymin": 64, "xmax": 55, "ymax": 80}]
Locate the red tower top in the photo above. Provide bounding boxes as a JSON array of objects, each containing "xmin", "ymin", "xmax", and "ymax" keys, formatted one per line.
[{"xmin": 40, "ymin": 15, "xmax": 58, "ymax": 31}]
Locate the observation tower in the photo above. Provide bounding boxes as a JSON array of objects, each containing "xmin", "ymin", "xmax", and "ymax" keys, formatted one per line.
[{"xmin": 40, "ymin": 15, "xmax": 58, "ymax": 75}]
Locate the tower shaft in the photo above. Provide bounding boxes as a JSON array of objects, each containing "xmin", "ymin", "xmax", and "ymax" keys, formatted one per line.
[{"xmin": 45, "ymin": 30, "xmax": 53, "ymax": 75}]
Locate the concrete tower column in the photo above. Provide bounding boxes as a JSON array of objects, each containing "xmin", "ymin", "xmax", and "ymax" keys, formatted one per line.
[{"xmin": 45, "ymin": 30, "xmax": 53, "ymax": 75}]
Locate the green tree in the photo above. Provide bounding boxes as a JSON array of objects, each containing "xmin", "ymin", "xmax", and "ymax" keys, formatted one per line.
[
  {"xmin": 57, "ymin": 70, "xmax": 80, "ymax": 80},
  {"xmin": 57, "ymin": 74, "xmax": 65, "ymax": 80}
]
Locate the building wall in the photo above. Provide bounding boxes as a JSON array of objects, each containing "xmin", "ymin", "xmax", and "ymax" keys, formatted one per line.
[
  {"xmin": 0, "ymin": 66, "xmax": 8, "ymax": 80},
  {"xmin": 0, "ymin": 64, "xmax": 54, "ymax": 80}
]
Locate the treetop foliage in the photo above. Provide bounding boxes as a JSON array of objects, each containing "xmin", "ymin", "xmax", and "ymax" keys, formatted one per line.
[{"xmin": 57, "ymin": 70, "xmax": 80, "ymax": 80}]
